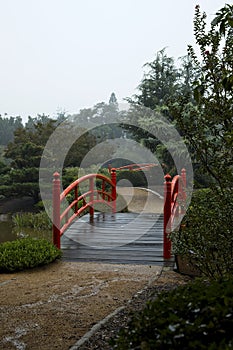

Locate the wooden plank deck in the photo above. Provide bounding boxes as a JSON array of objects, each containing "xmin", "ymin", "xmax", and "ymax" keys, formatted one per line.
[{"xmin": 61, "ymin": 212, "xmax": 174, "ymax": 266}]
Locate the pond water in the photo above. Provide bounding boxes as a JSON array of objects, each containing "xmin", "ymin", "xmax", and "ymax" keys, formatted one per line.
[
  {"xmin": 0, "ymin": 213, "xmax": 52, "ymax": 243},
  {"xmin": 0, "ymin": 197, "xmax": 52, "ymax": 243},
  {"xmin": 0, "ymin": 214, "xmax": 18, "ymax": 243}
]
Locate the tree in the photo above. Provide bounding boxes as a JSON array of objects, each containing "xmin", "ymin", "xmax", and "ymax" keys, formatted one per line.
[
  {"xmin": 5, "ymin": 119, "xmax": 56, "ymax": 168},
  {"xmin": 1, "ymin": 118, "xmax": 57, "ymax": 201},
  {"xmin": 68, "ymin": 97, "xmax": 125, "ymax": 162},
  {"xmin": 130, "ymin": 48, "xmax": 180, "ymax": 111},
  {"xmin": 170, "ymin": 4, "xmax": 233, "ymax": 191},
  {"xmin": 109, "ymin": 92, "xmax": 118, "ymax": 107},
  {"xmin": 0, "ymin": 115, "xmax": 23, "ymax": 146},
  {"xmin": 123, "ymin": 49, "xmax": 199, "ymax": 172}
]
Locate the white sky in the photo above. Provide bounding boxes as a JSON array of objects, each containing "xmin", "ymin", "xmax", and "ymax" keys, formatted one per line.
[{"xmin": 0, "ymin": 0, "xmax": 227, "ymax": 121}]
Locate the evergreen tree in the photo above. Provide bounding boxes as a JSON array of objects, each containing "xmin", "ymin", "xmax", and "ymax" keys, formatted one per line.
[
  {"xmin": 0, "ymin": 115, "xmax": 23, "ymax": 146},
  {"xmin": 109, "ymin": 92, "xmax": 118, "ymax": 107}
]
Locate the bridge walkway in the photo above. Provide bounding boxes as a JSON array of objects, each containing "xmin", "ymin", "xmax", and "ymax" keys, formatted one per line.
[{"xmin": 61, "ymin": 188, "xmax": 174, "ymax": 266}]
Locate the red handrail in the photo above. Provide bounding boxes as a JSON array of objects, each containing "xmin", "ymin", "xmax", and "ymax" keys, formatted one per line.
[
  {"xmin": 163, "ymin": 169, "xmax": 186, "ymax": 259},
  {"xmin": 53, "ymin": 166, "xmax": 186, "ymax": 257},
  {"xmin": 109, "ymin": 163, "xmax": 158, "ymax": 172},
  {"xmin": 52, "ymin": 169, "xmax": 117, "ymax": 249}
]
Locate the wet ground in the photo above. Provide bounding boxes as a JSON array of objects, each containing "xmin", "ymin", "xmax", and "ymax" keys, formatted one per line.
[
  {"xmin": 0, "ymin": 260, "xmax": 163, "ymax": 350},
  {"xmin": 0, "ymin": 188, "xmax": 180, "ymax": 349}
]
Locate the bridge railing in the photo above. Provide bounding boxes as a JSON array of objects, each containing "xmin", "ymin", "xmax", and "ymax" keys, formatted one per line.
[
  {"xmin": 109, "ymin": 163, "xmax": 158, "ymax": 172},
  {"xmin": 52, "ymin": 169, "xmax": 117, "ymax": 249},
  {"xmin": 164, "ymin": 168, "xmax": 186, "ymax": 259}
]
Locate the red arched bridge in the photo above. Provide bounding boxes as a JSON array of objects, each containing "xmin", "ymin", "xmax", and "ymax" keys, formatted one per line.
[{"xmin": 52, "ymin": 166, "xmax": 186, "ymax": 265}]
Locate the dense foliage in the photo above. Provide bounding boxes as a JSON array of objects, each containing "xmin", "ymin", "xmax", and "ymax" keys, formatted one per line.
[
  {"xmin": 171, "ymin": 4, "xmax": 233, "ymax": 191},
  {"xmin": 170, "ymin": 4, "xmax": 233, "ymax": 280},
  {"xmin": 0, "ymin": 116, "xmax": 57, "ymax": 201},
  {"xmin": 12, "ymin": 211, "xmax": 52, "ymax": 232},
  {"xmin": 0, "ymin": 115, "xmax": 23, "ymax": 146},
  {"xmin": 112, "ymin": 278, "xmax": 233, "ymax": 349},
  {"xmin": 0, "ymin": 97, "xmax": 128, "ymax": 202},
  {"xmin": 0, "ymin": 238, "xmax": 62, "ymax": 272},
  {"xmin": 171, "ymin": 188, "xmax": 233, "ymax": 279}
]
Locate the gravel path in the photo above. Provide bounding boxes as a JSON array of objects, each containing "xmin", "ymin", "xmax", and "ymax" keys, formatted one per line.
[
  {"xmin": 0, "ymin": 261, "xmax": 191, "ymax": 350},
  {"xmin": 0, "ymin": 189, "xmax": 190, "ymax": 349},
  {"xmin": 76, "ymin": 268, "xmax": 191, "ymax": 350}
]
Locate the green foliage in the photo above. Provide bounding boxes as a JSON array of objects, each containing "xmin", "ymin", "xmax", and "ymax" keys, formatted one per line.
[
  {"xmin": 5, "ymin": 118, "xmax": 56, "ymax": 168},
  {"xmin": 0, "ymin": 161, "xmax": 10, "ymax": 176},
  {"xmin": 171, "ymin": 188, "xmax": 233, "ymax": 279},
  {"xmin": 12, "ymin": 211, "xmax": 52, "ymax": 231},
  {"xmin": 125, "ymin": 4, "xmax": 232, "ymax": 188},
  {"xmin": 62, "ymin": 167, "xmax": 80, "ymax": 189},
  {"xmin": 0, "ymin": 183, "xmax": 39, "ymax": 201},
  {"xmin": 64, "ymin": 98, "xmax": 125, "ymax": 167},
  {"xmin": 0, "ymin": 238, "xmax": 62, "ymax": 272},
  {"xmin": 116, "ymin": 169, "xmax": 148, "ymax": 187},
  {"xmin": 0, "ymin": 115, "xmax": 23, "ymax": 146},
  {"xmin": 123, "ymin": 51, "xmax": 199, "ymax": 174},
  {"xmin": 112, "ymin": 277, "xmax": 233, "ymax": 349},
  {"xmin": 131, "ymin": 48, "xmax": 181, "ymax": 110},
  {"xmin": 1, "ymin": 117, "xmax": 57, "ymax": 201},
  {"xmin": 0, "ymin": 146, "xmax": 7, "ymax": 165},
  {"xmin": 171, "ymin": 4, "xmax": 233, "ymax": 191}
]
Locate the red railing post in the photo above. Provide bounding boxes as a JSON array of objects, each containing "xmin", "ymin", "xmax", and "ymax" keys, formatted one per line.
[
  {"xmin": 52, "ymin": 172, "xmax": 61, "ymax": 249},
  {"xmin": 164, "ymin": 174, "xmax": 172, "ymax": 259},
  {"xmin": 111, "ymin": 168, "xmax": 117, "ymax": 213},
  {"xmin": 89, "ymin": 177, "xmax": 94, "ymax": 218}
]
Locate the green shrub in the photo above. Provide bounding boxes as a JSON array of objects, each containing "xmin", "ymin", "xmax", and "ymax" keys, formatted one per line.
[
  {"xmin": 0, "ymin": 237, "xmax": 62, "ymax": 272},
  {"xmin": 116, "ymin": 170, "xmax": 148, "ymax": 187},
  {"xmin": 62, "ymin": 167, "xmax": 79, "ymax": 189},
  {"xmin": 170, "ymin": 188, "xmax": 233, "ymax": 279},
  {"xmin": 0, "ymin": 182, "xmax": 39, "ymax": 201},
  {"xmin": 12, "ymin": 211, "xmax": 52, "ymax": 231},
  {"xmin": 112, "ymin": 278, "xmax": 233, "ymax": 349}
]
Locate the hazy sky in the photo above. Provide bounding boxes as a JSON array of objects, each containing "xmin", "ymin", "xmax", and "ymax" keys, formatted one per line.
[{"xmin": 0, "ymin": 0, "xmax": 227, "ymax": 121}]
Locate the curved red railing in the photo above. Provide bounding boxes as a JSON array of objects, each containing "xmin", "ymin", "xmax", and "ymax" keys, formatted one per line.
[
  {"xmin": 52, "ymin": 169, "xmax": 117, "ymax": 249},
  {"xmin": 52, "ymin": 166, "xmax": 187, "ymax": 259},
  {"xmin": 109, "ymin": 163, "xmax": 158, "ymax": 172},
  {"xmin": 163, "ymin": 168, "xmax": 186, "ymax": 259}
]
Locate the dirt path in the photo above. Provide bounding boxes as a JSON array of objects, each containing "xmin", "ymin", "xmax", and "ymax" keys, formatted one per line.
[
  {"xmin": 0, "ymin": 188, "xmax": 171, "ymax": 349},
  {"xmin": 116, "ymin": 186, "xmax": 163, "ymax": 213},
  {"xmin": 0, "ymin": 260, "xmax": 164, "ymax": 349}
]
